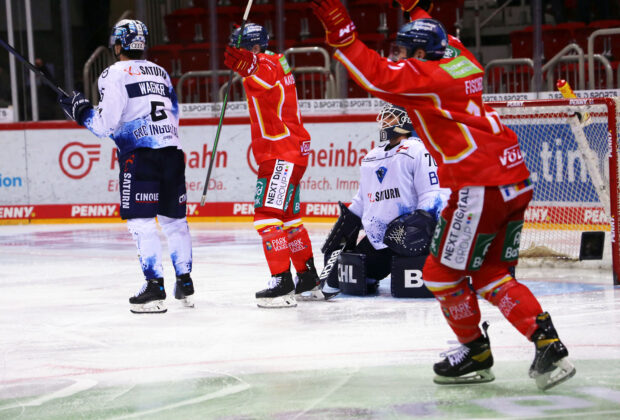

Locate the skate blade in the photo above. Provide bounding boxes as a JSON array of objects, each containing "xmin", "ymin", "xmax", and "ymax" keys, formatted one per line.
[
  {"xmin": 434, "ymin": 369, "xmax": 495, "ymax": 385},
  {"xmin": 130, "ymin": 300, "xmax": 167, "ymax": 314},
  {"xmin": 535, "ymin": 358, "xmax": 576, "ymax": 391},
  {"xmin": 295, "ymin": 288, "xmax": 325, "ymax": 301},
  {"xmin": 257, "ymin": 294, "xmax": 297, "ymax": 308},
  {"xmin": 177, "ymin": 296, "xmax": 195, "ymax": 308}
]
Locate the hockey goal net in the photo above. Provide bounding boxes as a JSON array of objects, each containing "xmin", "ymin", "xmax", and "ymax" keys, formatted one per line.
[{"xmin": 490, "ymin": 98, "xmax": 620, "ymax": 284}]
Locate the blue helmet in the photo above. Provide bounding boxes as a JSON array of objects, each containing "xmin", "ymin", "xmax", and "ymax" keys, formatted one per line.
[
  {"xmin": 396, "ymin": 19, "xmax": 448, "ymax": 60},
  {"xmin": 229, "ymin": 23, "xmax": 269, "ymax": 50},
  {"xmin": 110, "ymin": 19, "xmax": 148, "ymax": 52}
]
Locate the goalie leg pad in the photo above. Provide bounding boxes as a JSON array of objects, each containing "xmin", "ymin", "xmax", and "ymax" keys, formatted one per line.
[
  {"xmin": 390, "ymin": 255, "xmax": 434, "ymax": 298},
  {"xmin": 321, "ymin": 202, "xmax": 361, "ymax": 255},
  {"xmin": 337, "ymin": 252, "xmax": 367, "ymax": 296}
]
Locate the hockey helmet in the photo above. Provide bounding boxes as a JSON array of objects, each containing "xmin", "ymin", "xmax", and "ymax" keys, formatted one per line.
[
  {"xmin": 110, "ymin": 19, "xmax": 149, "ymax": 52},
  {"xmin": 229, "ymin": 23, "xmax": 269, "ymax": 50},
  {"xmin": 395, "ymin": 18, "xmax": 448, "ymax": 60},
  {"xmin": 377, "ymin": 103, "xmax": 414, "ymax": 142}
]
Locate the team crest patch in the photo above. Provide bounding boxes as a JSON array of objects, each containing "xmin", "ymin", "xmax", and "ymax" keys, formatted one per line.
[{"xmin": 376, "ymin": 167, "xmax": 388, "ymax": 183}]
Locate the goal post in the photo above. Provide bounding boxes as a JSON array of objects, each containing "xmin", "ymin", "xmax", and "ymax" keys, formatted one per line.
[{"xmin": 489, "ymin": 98, "xmax": 620, "ymax": 285}]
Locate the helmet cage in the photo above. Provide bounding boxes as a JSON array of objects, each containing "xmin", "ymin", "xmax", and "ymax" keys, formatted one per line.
[
  {"xmin": 377, "ymin": 104, "xmax": 413, "ymax": 142},
  {"xmin": 110, "ymin": 19, "xmax": 148, "ymax": 52}
]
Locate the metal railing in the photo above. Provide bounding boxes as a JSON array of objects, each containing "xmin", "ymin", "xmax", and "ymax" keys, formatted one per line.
[
  {"xmin": 484, "ymin": 58, "xmax": 534, "ymax": 93},
  {"xmin": 588, "ymin": 27, "xmax": 620, "ymax": 90},
  {"xmin": 541, "ymin": 43, "xmax": 585, "ymax": 91},
  {"xmin": 284, "ymin": 46, "xmax": 336, "ymax": 99},
  {"xmin": 82, "ymin": 46, "xmax": 115, "ymax": 104}
]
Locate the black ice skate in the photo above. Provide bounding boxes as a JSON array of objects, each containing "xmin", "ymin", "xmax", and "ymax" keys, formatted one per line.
[
  {"xmin": 529, "ymin": 312, "xmax": 576, "ymax": 390},
  {"xmin": 256, "ymin": 271, "xmax": 297, "ymax": 308},
  {"xmin": 433, "ymin": 322, "xmax": 495, "ymax": 385},
  {"xmin": 174, "ymin": 273, "xmax": 195, "ymax": 308},
  {"xmin": 320, "ymin": 283, "xmax": 340, "ymax": 300},
  {"xmin": 129, "ymin": 278, "xmax": 167, "ymax": 314},
  {"xmin": 294, "ymin": 258, "xmax": 325, "ymax": 300}
]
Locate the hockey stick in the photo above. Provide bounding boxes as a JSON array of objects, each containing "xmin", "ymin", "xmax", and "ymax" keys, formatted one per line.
[
  {"xmin": 0, "ymin": 37, "xmax": 69, "ymax": 97},
  {"xmin": 200, "ymin": 0, "xmax": 254, "ymax": 206}
]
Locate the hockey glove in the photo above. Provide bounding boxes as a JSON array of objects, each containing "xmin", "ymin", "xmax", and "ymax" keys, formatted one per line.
[
  {"xmin": 311, "ymin": 0, "xmax": 357, "ymax": 48},
  {"xmin": 383, "ymin": 209, "xmax": 436, "ymax": 257},
  {"xmin": 59, "ymin": 90, "xmax": 92, "ymax": 126},
  {"xmin": 393, "ymin": 0, "xmax": 434, "ymax": 13},
  {"xmin": 224, "ymin": 46, "xmax": 258, "ymax": 78}
]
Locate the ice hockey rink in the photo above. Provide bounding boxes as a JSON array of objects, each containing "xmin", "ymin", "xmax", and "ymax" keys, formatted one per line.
[{"xmin": 0, "ymin": 221, "xmax": 619, "ymax": 419}]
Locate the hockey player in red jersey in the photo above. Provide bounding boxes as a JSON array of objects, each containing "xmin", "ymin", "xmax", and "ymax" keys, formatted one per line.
[
  {"xmin": 311, "ymin": 0, "xmax": 575, "ymax": 390},
  {"xmin": 223, "ymin": 23, "xmax": 322, "ymax": 308}
]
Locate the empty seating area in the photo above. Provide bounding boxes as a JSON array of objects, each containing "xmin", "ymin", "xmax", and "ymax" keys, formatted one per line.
[
  {"xmin": 146, "ymin": 0, "xmax": 467, "ymax": 101},
  {"xmin": 143, "ymin": 1, "xmax": 618, "ymax": 99}
]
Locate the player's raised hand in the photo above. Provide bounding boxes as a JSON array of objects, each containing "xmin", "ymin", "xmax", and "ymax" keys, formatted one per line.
[
  {"xmin": 224, "ymin": 46, "xmax": 258, "ymax": 78},
  {"xmin": 58, "ymin": 90, "xmax": 93, "ymax": 126},
  {"xmin": 394, "ymin": 0, "xmax": 434, "ymax": 12},
  {"xmin": 310, "ymin": 0, "xmax": 357, "ymax": 48}
]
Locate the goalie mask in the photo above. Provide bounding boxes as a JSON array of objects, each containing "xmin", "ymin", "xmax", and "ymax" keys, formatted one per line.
[
  {"xmin": 230, "ymin": 23, "xmax": 269, "ymax": 51},
  {"xmin": 395, "ymin": 18, "xmax": 448, "ymax": 60},
  {"xmin": 377, "ymin": 104, "xmax": 413, "ymax": 142},
  {"xmin": 110, "ymin": 19, "xmax": 148, "ymax": 53}
]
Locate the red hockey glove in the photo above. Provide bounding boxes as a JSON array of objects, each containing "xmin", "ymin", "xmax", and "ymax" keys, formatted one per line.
[
  {"xmin": 311, "ymin": 0, "xmax": 357, "ymax": 48},
  {"xmin": 394, "ymin": 0, "xmax": 434, "ymax": 13},
  {"xmin": 224, "ymin": 46, "xmax": 258, "ymax": 78}
]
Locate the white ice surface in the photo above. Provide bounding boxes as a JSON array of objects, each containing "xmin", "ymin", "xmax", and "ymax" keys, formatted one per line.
[{"xmin": 0, "ymin": 222, "xmax": 619, "ymax": 419}]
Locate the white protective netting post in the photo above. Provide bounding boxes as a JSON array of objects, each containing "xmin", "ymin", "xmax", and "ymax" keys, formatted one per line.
[{"xmin": 489, "ymin": 98, "xmax": 620, "ymax": 284}]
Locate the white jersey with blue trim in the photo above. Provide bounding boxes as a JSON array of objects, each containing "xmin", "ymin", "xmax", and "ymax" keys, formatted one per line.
[
  {"xmin": 83, "ymin": 59, "xmax": 181, "ymax": 156},
  {"xmin": 348, "ymin": 137, "xmax": 450, "ymax": 250}
]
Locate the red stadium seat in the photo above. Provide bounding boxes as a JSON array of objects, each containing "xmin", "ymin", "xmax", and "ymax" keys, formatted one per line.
[
  {"xmin": 542, "ymin": 23, "xmax": 584, "ymax": 60},
  {"xmin": 164, "ymin": 8, "xmax": 208, "ymax": 44},
  {"xmin": 146, "ymin": 44, "xmax": 181, "ymax": 77},
  {"xmin": 179, "ymin": 43, "xmax": 217, "ymax": 73}
]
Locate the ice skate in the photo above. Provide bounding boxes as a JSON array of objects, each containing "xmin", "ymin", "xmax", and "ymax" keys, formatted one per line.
[
  {"xmin": 295, "ymin": 258, "xmax": 324, "ymax": 300},
  {"xmin": 321, "ymin": 283, "xmax": 340, "ymax": 300},
  {"xmin": 129, "ymin": 278, "xmax": 167, "ymax": 314},
  {"xmin": 529, "ymin": 312, "xmax": 576, "ymax": 390},
  {"xmin": 256, "ymin": 271, "xmax": 297, "ymax": 308},
  {"xmin": 433, "ymin": 322, "xmax": 495, "ymax": 385},
  {"xmin": 174, "ymin": 273, "xmax": 195, "ymax": 308}
]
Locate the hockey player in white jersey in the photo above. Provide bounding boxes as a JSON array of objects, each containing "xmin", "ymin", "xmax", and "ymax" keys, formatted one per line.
[
  {"xmin": 321, "ymin": 104, "xmax": 449, "ymax": 297},
  {"xmin": 58, "ymin": 19, "xmax": 194, "ymax": 313}
]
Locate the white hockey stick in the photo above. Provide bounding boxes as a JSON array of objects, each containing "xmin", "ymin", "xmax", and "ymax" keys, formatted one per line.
[{"xmin": 200, "ymin": 0, "xmax": 254, "ymax": 206}]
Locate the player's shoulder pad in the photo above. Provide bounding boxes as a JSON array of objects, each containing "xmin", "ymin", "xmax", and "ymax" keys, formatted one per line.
[
  {"xmin": 396, "ymin": 138, "xmax": 427, "ymax": 157},
  {"xmin": 361, "ymin": 144, "xmax": 385, "ymax": 162}
]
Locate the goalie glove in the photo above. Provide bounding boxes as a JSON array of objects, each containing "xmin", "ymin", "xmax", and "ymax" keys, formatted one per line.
[
  {"xmin": 224, "ymin": 46, "xmax": 259, "ymax": 78},
  {"xmin": 393, "ymin": 0, "xmax": 434, "ymax": 13},
  {"xmin": 58, "ymin": 90, "xmax": 93, "ymax": 126},
  {"xmin": 311, "ymin": 0, "xmax": 358, "ymax": 48},
  {"xmin": 383, "ymin": 209, "xmax": 436, "ymax": 257}
]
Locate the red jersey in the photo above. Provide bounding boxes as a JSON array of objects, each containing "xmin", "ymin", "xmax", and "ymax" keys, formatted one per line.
[
  {"xmin": 333, "ymin": 37, "xmax": 530, "ymax": 190},
  {"xmin": 242, "ymin": 51, "xmax": 311, "ymax": 166}
]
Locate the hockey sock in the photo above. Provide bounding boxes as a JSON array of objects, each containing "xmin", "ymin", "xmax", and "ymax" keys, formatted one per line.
[
  {"xmin": 429, "ymin": 279, "xmax": 482, "ymax": 343},
  {"xmin": 479, "ymin": 276, "xmax": 543, "ymax": 338},
  {"xmin": 127, "ymin": 217, "xmax": 164, "ymax": 279},
  {"xmin": 257, "ymin": 224, "xmax": 292, "ymax": 275},
  {"xmin": 159, "ymin": 215, "xmax": 193, "ymax": 276},
  {"xmin": 284, "ymin": 223, "xmax": 314, "ymax": 273}
]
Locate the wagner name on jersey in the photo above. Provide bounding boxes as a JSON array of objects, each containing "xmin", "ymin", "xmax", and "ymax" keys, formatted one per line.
[
  {"xmin": 82, "ymin": 60, "xmax": 181, "ymax": 156},
  {"xmin": 348, "ymin": 137, "xmax": 450, "ymax": 250}
]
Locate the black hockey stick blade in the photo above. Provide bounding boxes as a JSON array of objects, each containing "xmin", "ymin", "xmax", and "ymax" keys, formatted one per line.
[
  {"xmin": 200, "ymin": 0, "xmax": 255, "ymax": 207},
  {"xmin": 0, "ymin": 37, "xmax": 69, "ymax": 97}
]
